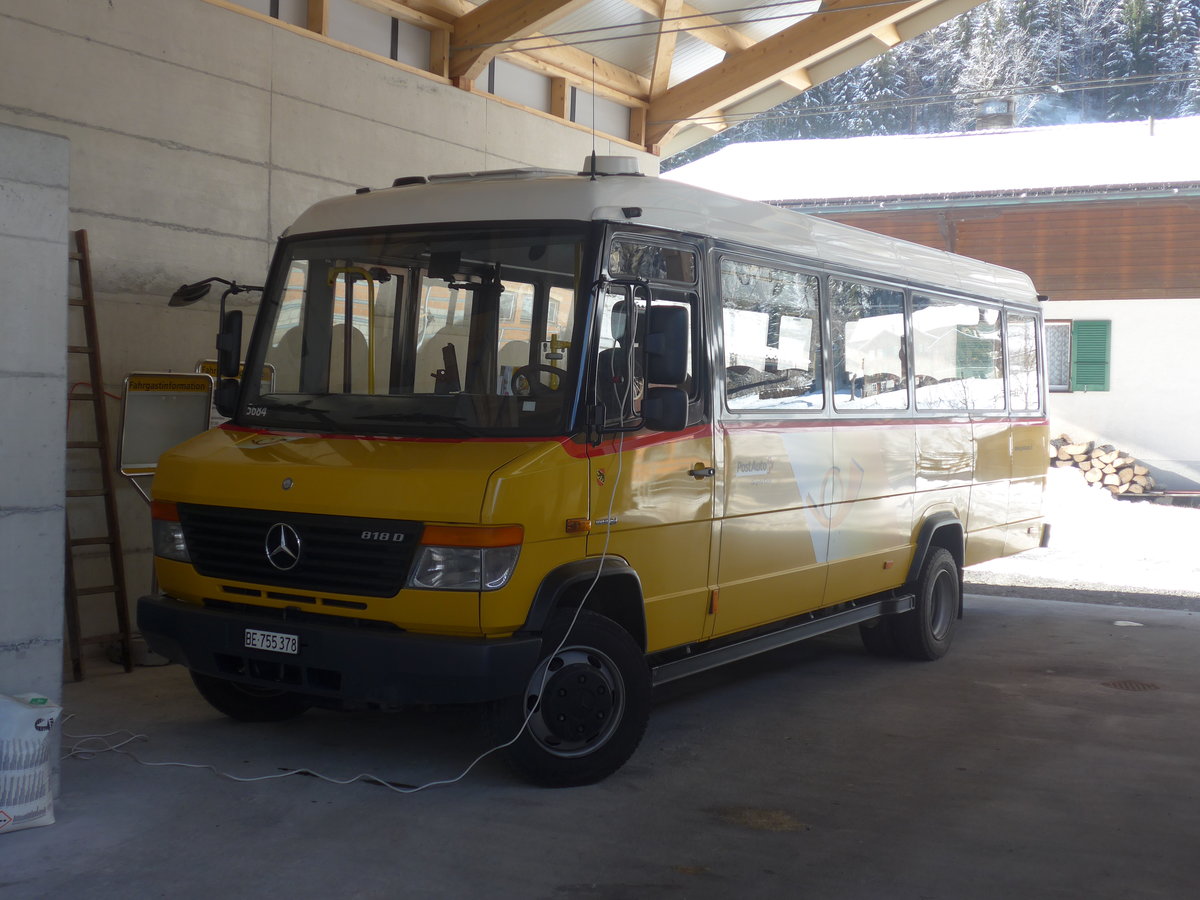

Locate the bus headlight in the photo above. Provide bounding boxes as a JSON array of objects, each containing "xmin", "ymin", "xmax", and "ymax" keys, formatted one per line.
[
  {"xmin": 407, "ymin": 525, "xmax": 523, "ymax": 592},
  {"xmin": 151, "ymin": 501, "xmax": 190, "ymax": 562}
]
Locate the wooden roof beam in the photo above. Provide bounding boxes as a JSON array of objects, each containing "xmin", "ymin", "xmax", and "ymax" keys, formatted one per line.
[
  {"xmin": 622, "ymin": 0, "xmax": 754, "ymax": 55},
  {"xmin": 351, "ymin": 0, "xmax": 452, "ymax": 31},
  {"xmin": 649, "ymin": 0, "xmax": 684, "ymax": 98},
  {"xmin": 401, "ymin": 0, "xmax": 649, "ymax": 98},
  {"xmin": 646, "ymin": 0, "xmax": 924, "ymax": 147},
  {"xmin": 450, "ymin": 0, "xmax": 593, "ymax": 82},
  {"xmin": 872, "ymin": 22, "xmax": 903, "ymax": 47},
  {"xmin": 780, "ymin": 68, "xmax": 813, "ymax": 91}
]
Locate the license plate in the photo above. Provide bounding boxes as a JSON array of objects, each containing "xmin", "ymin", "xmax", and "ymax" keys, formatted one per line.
[{"xmin": 244, "ymin": 628, "xmax": 299, "ymax": 655}]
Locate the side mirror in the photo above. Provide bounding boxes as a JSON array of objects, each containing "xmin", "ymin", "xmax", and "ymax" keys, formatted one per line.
[
  {"xmin": 213, "ymin": 378, "xmax": 240, "ymax": 419},
  {"xmin": 645, "ymin": 305, "xmax": 688, "ymax": 385},
  {"xmin": 168, "ymin": 281, "xmax": 213, "ymax": 307},
  {"xmin": 216, "ymin": 309, "xmax": 242, "ymax": 378},
  {"xmin": 642, "ymin": 386, "xmax": 687, "ymax": 433}
]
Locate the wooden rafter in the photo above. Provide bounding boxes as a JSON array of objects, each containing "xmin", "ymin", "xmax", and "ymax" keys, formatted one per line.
[
  {"xmin": 398, "ymin": 0, "xmax": 647, "ymax": 98},
  {"xmin": 450, "ymin": 0, "xmax": 594, "ymax": 82},
  {"xmin": 218, "ymin": 0, "xmax": 981, "ymax": 154},
  {"xmin": 307, "ymin": 0, "xmax": 330, "ymax": 33},
  {"xmin": 621, "ymin": 0, "xmax": 754, "ymax": 55},
  {"xmin": 353, "ymin": 0, "xmax": 452, "ymax": 30},
  {"xmin": 645, "ymin": 0, "xmax": 924, "ymax": 148},
  {"xmin": 649, "ymin": 0, "xmax": 684, "ymax": 98}
]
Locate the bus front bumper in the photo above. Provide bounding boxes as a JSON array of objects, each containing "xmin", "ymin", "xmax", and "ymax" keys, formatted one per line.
[{"xmin": 138, "ymin": 594, "xmax": 543, "ymax": 708}]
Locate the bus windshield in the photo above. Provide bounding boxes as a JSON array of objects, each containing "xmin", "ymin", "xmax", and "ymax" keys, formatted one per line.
[{"xmin": 242, "ymin": 226, "xmax": 588, "ymax": 437}]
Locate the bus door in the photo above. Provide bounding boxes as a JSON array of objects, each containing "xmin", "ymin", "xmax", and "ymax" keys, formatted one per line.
[
  {"xmin": 586, "ymin": 242, "xmax": 714, "ymax": 654},
  {"xmin": 710, "ymin": 257, "xmax": 831, "ymax": 638}
]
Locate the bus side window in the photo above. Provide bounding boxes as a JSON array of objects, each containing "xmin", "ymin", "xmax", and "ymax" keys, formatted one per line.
[
  {"xmin": 830, "ymin": 279, "xmax": 907, "ymax": 411},
  {"xmin": 912, "ymin": 295, "xmax": 1004, "ymax": 411},
  {"xmin": 720, "ymin": 258, "xmax": 823, "ymax": 411},
  {"xmin": 1006, "ymin": 312, "xmax": 1041, "ymax": 412},
  {"xmin": 595, "ymin": 288, "xmax": 700, "ymax": 426}
]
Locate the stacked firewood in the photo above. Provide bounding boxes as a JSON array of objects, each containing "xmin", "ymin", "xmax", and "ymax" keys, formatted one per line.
[{"xmin": 1049, "ymin": 435, "xmax": 1156, "ymax": 496}]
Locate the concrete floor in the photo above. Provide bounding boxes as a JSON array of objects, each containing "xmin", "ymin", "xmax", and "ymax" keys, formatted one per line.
[{"xmin": 4, "ymin": 593, "xmax": 1199, "ymax": 899}]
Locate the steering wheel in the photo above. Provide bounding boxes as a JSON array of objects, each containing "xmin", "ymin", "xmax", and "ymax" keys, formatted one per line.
[{"xmin": 511, "ymin": 364, "xmax": 564, "ymax": 397}]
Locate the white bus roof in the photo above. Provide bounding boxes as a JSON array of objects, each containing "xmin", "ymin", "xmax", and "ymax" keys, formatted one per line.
[{"xmin": 285, "ymin": 158, "xmax": 1039, "ymax": 308}]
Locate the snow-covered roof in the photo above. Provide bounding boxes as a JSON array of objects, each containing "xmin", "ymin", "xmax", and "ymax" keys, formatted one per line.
[{"xmin": 663, "ymin": 117, "xmax": 1200, "ymax": 204}]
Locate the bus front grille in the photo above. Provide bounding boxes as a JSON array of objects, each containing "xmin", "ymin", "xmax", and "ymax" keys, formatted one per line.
[{"xmin": 178, "ymin": 504, "xmax": 421, "ymax": 598}]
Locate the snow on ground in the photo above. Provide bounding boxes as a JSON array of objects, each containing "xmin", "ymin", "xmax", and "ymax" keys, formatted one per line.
[{"xmin": 966, "ymin": 467, "xmax": 1200, "ymax": 598}]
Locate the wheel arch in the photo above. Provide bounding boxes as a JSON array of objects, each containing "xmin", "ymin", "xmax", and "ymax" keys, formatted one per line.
[
  {"xmin": 521, "ymin": 558, "xmax": 647, "ymax": 650},
  {"xmin": 906, "ymin": 512, "xmax": 965, "ymax": 594}
]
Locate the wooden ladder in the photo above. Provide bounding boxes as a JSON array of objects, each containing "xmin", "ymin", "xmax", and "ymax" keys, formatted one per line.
[{"xmin": 64, "ymin": 229, "xmax": 133, "ymax": 680}]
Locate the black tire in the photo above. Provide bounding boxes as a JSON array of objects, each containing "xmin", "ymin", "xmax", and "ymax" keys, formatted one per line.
[
  {"xmin": 858, "ymin": 616, "xmax": 899, "ymax": 656},
  {"xmin": 892, "ymin": 547, "xmax": 960, "ymax": 660},
  {"xmin": 190, "ymin": 671, "xmax": 312, "ymax": 722},
  {"xmin": 497, "ymin": 611, "xmax": 651, "ymax": 787}
]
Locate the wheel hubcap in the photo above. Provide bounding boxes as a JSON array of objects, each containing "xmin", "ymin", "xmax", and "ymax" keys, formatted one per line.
[{"xmin": 525, "ymin": 646, "xmax": 624, "ymax": 757}]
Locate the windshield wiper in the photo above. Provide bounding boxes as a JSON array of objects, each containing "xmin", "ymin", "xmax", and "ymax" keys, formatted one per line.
[{"xmin": 261, "ymin": 401, "xmax": 338, "ymax": 429}]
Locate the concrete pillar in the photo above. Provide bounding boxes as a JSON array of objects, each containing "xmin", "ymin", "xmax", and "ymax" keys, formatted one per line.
[{"xmin": 0, "ymin": 124, "xmax": 70, "ymax": 702}]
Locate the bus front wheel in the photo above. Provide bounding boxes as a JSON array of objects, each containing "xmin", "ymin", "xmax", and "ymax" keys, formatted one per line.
[
  {"xmin": 497, "ymin": 611, "xmax": 651, "ymax": 787},
  {"xmin": 892, "ymin": 547, "xmax": 960, "ymax": 660}
]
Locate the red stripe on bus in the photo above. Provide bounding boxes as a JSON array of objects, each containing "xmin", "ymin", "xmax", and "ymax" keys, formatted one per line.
[
  {"xmin": 719, "ymin": 416, "xmax": 1047, "ymax": 432},
  {"xmin": 219, "ymin": 423, "xmax": 577, "ymax": 447}
]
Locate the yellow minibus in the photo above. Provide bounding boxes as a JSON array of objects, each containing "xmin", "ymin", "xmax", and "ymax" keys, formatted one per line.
[{"xmin": 140, "ymin": 156, "xmax": 1047, "ymax": 786}]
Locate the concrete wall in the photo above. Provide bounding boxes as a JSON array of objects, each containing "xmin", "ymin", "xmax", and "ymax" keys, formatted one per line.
[
  {"xmin": 1045, "ymin": 298, "xmax": 1200, "ymax": 490},
  {"xmin": 0, "ymin": 0, "xmax": 655, "ymax": 647},
  {"xmin": 0, "ymin": 124, "xmax": 69, "ymax": 699}
]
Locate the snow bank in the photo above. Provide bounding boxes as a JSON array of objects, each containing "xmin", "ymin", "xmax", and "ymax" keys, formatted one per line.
[{"xmin": 967, "ymin": 467, "xmax": 1200, "ymax": 597}]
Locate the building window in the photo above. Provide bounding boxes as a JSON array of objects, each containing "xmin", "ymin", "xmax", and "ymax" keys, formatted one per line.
[
  {"xmin": 1046, "ymin": 321, "xmax": 1071, "ymax": 391},
  {"xmin": 1046, "ymin": 319, "xmax": 1110, "ymax": 392}
]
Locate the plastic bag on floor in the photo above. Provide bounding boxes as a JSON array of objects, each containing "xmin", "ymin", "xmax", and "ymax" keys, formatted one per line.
[{"xmin": 0, "ymin": 693, "xmax": 61, "ymax": 834}]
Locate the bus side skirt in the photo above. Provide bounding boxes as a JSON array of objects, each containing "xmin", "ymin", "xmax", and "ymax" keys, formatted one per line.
[{"xmin": 649, "ymin": 593, "xmax": 916, "ymax": 687}]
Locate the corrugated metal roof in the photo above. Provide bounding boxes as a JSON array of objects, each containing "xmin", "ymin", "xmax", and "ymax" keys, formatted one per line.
[
  {"xmin": 697, "ymin": 0, "xmax": 820, "ymax": 42},
  {"xmin": 551, "ymin": 0, "xmax": 660, "ymax": 72}
]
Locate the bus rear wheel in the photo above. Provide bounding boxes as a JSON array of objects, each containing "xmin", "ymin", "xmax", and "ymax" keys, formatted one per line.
[
  {"xmin": 190, "ymin": 671, "xmax": 312, "ymax": 722},
  {"xmin": 497, "ymin": 611, "xmax": 650, "ymax": 787},
  {"xmin": 892, "ymin": 547, "xmax": 960, "ymax": 660}
]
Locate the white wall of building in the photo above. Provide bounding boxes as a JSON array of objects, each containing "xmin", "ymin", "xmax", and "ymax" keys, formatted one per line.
[
  {"xmin": 1045, "ymin": 298, "xmax": 1200, "ymax": 490},
  {"xmin": 0, "ymin": 0, "xmax": 654, "ymax": 655},
  {"xmin": 0, "ymin": 124, "xmax": 69, "ymax": 699}
]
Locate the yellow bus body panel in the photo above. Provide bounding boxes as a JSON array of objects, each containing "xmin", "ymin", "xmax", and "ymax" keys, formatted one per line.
[
  {"xmin": 712, "ymin": 423, "xmax": 831, "ymax": 637},
  {"xmin": 152, "ymin": 427, "xmax": 591, "ymax": 636},
  {"xmin": 584, "ymin": 430, "xmax": 715, "ymax": 654}
]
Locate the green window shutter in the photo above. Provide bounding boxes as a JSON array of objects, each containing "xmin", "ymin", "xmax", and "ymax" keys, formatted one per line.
[{"xmin": 1070, "ymin": 320, "xmax": 1111, "ymax": 392}]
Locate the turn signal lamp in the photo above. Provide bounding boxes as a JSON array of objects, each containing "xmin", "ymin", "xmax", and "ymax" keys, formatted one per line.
[{"xmin": 150, "ymin": 500, "xmax": 190, "ymax": 562}]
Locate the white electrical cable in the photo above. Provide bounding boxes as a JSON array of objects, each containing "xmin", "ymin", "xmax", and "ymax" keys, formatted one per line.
[{"xmin": 64, "ymin": 297, "xmax": 640, "ymax": 795}]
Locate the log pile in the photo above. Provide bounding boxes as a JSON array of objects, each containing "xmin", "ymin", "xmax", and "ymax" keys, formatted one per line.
[{"xmin": 1049, "ymin": 435, "xmax": 1156, "ymax": 496}]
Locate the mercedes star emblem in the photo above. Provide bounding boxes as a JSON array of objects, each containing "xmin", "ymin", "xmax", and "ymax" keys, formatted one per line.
[{"xmin": 265, "ymin": 522, "xmax": 301, "ymax": 571}]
